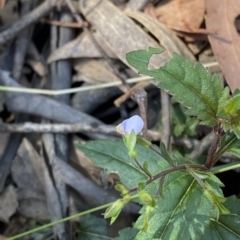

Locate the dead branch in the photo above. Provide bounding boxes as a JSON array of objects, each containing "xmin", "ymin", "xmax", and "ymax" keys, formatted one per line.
[{"xmin": 0, "ymin": 0, "xmax": 58, "ymax": 45}]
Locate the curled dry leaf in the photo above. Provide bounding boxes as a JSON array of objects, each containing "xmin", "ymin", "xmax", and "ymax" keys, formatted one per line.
[
  {"xmin": 79, "ymin": 0, "xmax": 170, "ymax": 70},
  {"xmin": 205, "ymin": 0, "xmax": 240, "ymax": 92},
  {"xmin": 0, "ymin": 185, "xmax": 18, "ymax": 223},
  {"xmin": 152, "ymin": 0, "xmax": 205, "ymax": 32},
  {"xmin": 126, "ymin": 11, "xmax": 195, "ymax": 61},
  {"xmin": 47, "ymin": 32, "xmax": 116, "ymax": 63},
  {"xmin": 73, "ymin": 59, "xmax": 121, "ymax": 84},
  {"xmin": 26, "ymin": 59, "xmax": 47, "ymax": 77}
]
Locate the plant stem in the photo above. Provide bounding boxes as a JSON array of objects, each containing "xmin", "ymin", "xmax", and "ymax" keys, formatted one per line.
[
  {"xmin": 212, "ymin": 132, "xmax": 235, "ymax": 163},
  {"xmin": 133, "ymin": 156, "xmax": 152, "ymax": 179},
  {"xmin": 0, "ymin": 76, "xmax": 150, "ymax": 95},
  {"xmin": 129, "ymin": 164, "xmax": 207, "ymax": 193},
  {"xmin": 205, "ymin": 125, "xmax": 225, "ymax": 169},
  {"xmin": 7, "ymin": 193, "xmax": 140, "ymax": 240},
  {"xmin": 147, "ymin": 164, "xmax": 207, "ymax": 184},
  {"xmin": 7, "ymin": 203, "xmax": 112, "ymax": 240}
]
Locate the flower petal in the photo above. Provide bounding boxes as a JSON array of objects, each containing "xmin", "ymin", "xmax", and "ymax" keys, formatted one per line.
[{"xmin": 121, "ymin": 115, "xmax": 144, "ymax": 134}]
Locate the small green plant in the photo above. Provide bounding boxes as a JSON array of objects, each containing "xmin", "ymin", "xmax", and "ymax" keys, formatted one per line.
[
  {"xmin": 8, "ymin": 48, "xmax": 240, "ymax": 239},
  {"xmin": 78, "ymin": 48, "xmax": 240, "ymax": 239}
]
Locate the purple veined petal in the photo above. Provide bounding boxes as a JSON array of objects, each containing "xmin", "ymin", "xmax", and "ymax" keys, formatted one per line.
[{"xmin": 121, "ymin": 115, "xmax": 144, "ymax": 135}]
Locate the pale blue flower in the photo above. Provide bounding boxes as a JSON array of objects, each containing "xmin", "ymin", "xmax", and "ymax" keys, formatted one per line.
[{"xmin": 121, "ymin": 115, "xmax": 144, "ymax": 135}]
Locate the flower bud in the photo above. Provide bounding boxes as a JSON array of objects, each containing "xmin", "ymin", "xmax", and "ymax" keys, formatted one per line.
[
  {"xmin": 104, "ymin": 199, "xmax": 124, "ymax": 219},
  {"xmin": 115, "ymin": 183, "xmax": 129, "ymax": 196},
  {"xmin": 139, "ymin": 191, "xmax": 156, "ymax": 207},
  {"xmin": 123, "ymin": 194, "xmax": 131, "ymax": 204}
]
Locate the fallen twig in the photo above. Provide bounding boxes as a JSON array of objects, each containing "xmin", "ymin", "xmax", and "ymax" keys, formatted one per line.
[{"xmin": 0, "ymin": 0, "xmax": 58, "ymax": 45}]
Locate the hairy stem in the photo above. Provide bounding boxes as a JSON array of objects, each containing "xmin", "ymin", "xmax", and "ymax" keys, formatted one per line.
[
  {"xmin": 205, "ymin": 125, "xmax": 225, "ymax": 169},
  {"xmin": 130, "ymin": 164, "xmax": 207, "ymax": 193}
]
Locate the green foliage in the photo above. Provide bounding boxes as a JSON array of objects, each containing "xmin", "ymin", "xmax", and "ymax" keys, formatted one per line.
[
  {"xmin": 8, "ymin": 47, "xmax": 240, "ymax": 240},
  {"xmin": 157, "ymin": 103, "xmax": 198, "ymax": 137},
  {"xmin": 78, "ymin": 139, "xmax": 228, "ymax": 240},
  {"xmin": 134, "ymin": 171, "xmax": 225, "ymax": 240},
  {"xmin": 217, "ymin": 90, "xmax": 240, "ymax": 137},
  {"xmin": 74, "ymin": 48, "xmax": 240, "ymax": 240},
  {"xmin": 199, "ymin": 196, "xmax": 240, "ymax": 240},
  {"xmin": 113, "ymin": 228, "xmax": 139, "ymax": 240},
  {"xmin": 217, "ymin": 132, "xmax": 240, "ymax": 159},
  {"xmin": 126, "ymin": 47, "xmax": 226, "ymax": 126},
  {"xmin": 77, "ymin": 215, "xmax": 108, "ymax": 240},
  {"xmin": 172, "ymin": 104, "xmax": 198, "ymax": 137},
  {"xmin": 77, "ymin": 140, "xmax": 171, "ymax": 189}
]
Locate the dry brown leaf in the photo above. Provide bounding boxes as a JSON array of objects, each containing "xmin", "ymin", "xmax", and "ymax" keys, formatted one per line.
[
  {"xmin": 71, "ymin": 137, "xmax": 119, "ymax": 188},
  {"xmin": 125, "ymin": 0, "xmax": 149, "ymax": 11},
  {"xmin": 73, "ymin": 59, "xmax": 121, "ymax": 84},
  {"xmin": 79, "ymin": 0, "xmax": 171, "ymax": 70},
  {"xmin": 171, "ymin": 30, "xmax": 209, "ymax": 42},
  {"xmin": 125, "ymin": 11, "xmax": 195, "ymax": 61},
  {"xmin": 26, "ymin": 59, "xmax": 47, "ymax": 77},
  {"xmin": 0, "ymin": 185, "xmax": 18, "ymax": 223},
  {"xmin": 0, "ymin": 0, "xmax": 18, "ymax": 25},
  {"xmin": 47, "ymin": 32, "xmax": 116, "ymax": 63},
  {"xmin": 0, "ymin": 0, "xmax": 6, "ymax": 12},
  {"xmin": 205, "ymin": 0, "xmax": 240, "ymax": 92},
  {"xmin": 154, "ymin": 0, "xmax": 205, "ymax": 32},
  {"xmin": 11, "ymin": 139, "xmax": 50, "ymax": 220}
]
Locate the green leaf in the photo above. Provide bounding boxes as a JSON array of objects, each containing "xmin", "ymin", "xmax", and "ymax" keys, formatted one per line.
[
  {"xmin": 134, "ymin": 171, "xmax": 225, "ymax": 240},
  {"xmin": 217, "ymin": 91, "xmax": 240, "ymax": 138},
  {"xmin": 113, "ymin": 228, "xmax": 139, "ymax": 240},
  {"xmin": 215, "ymin": 132, "xmax": 240, "ymax": 159},
  {"xmin": 172, "ymin": 104, "xmax": 198, "ymax": 137},
  {"xmin": 77, "ymin": 140, "xmax": 170, "ymax": 189},
  {"xmin": 127, "ymin": 47, "xmax": 226, "ymax": 126},
  {"xmin": 170, "ymin": 150, "xmax": 193, "ymax": 165},
  {"xmin": 160, "ymin": 143, "xmax": 175, "ymax": 166},
  {"xmin": 218, "ymin": 91, "xmax": 240, "ymax": 118},
  {"xmin": 199, "ymin": 196, "xmax": 240, "ymax": 240},
  {"xmin": 77, "ymin": 215, "xmax": 108, "ymax": 240}
]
